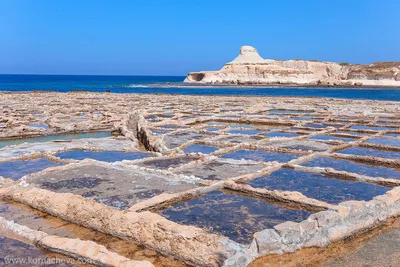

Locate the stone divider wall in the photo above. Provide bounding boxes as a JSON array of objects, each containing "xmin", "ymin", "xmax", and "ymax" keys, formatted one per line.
[{"xmin": 0, "ymin": 216, "xmax": 154, "ymax": 267}]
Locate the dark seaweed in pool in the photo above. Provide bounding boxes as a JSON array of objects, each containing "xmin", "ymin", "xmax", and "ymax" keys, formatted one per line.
[
  {"xmin": 141, "ymin": 157, "xmax": 193, "ymax": 169},
  {"xmin": 41, "ymin": 178, "xmax": 102, "ymax": 190}
]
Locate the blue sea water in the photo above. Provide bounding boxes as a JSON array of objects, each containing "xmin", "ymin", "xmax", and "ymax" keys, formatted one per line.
[{"xmin": 1, "ymin": 74, "xmax": 400, "ymax": 101}]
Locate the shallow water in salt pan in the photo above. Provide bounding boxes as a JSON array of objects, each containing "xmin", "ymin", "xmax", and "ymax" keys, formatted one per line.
[
  {"xmin": 310, "ymin": 135, "xmax": 356, "ymax": 142},
  {"xmin": 366, "ymin": 137, "xmax": 400, "ymax": 147},
  {"xmin": 303, "ymin": 157, "xmax": 400, "ymax": 179},
  {"xmin": 351, "ymin": 125, "xmax": 391, "ymax": 131},
  {"xmin": 56, "ymin": 150, "xmax": 148, "ymax": 162},
  {"xmin": 137, "ymin": 157, "xmax": 195, "ymax": 169},
  {"xmin": 222, "ymin": 150, "xmax": 300, "ymax": 162},
  {"xmin": 248, "ymin": 168, "xmax": 390, "ymax": 204},
  {"xmin": 338, "ymin": 147, "xmax": 400, "ymax": 159},
  {"xmin": 0, "ymin": 132, "xmax": 112, "ymax": 149},
  {"xmin": 228, "ymin": 129, "xmax": 261, "ymax": 135},
  {"xmin": 158, "ymin": 190, "xmax": 311, "ymax": 244},
  {"xmin": 264, "ymin": 132, "xmax": 298, "ymax": 138},
  {"xmin": 0, "ymin": 158, "xmax": 61, "ymax": 180},
  {"xmin": 183, "ymin": 144, "xmax": 219, "ymax": 154}
]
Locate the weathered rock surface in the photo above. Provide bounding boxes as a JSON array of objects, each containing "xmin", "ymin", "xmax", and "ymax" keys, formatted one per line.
[{"xmin": 184, "ymin": 46, "xmax": 400, "ymax": 87}]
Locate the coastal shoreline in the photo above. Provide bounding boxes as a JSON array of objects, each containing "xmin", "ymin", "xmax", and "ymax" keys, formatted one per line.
[{"xmin": 154, "ymin": 83, "xmax": 400, "ymax": 90}]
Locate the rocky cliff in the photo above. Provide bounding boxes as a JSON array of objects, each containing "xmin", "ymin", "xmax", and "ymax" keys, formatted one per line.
[{"xmin": 184, "ymin": 46, "xmax": 400, "ymax": 87}]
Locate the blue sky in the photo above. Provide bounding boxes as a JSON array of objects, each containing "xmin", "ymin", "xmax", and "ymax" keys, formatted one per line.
[{"xmin": 1, "ymin": 0, "xmax": 399, "ymax": 75}]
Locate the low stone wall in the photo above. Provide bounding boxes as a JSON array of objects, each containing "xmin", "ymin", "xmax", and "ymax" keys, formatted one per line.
[
  {"xmin": 120, "ymin": 111, "xmax": 168, "ymax": 153},
  {"xmin": 223, "ymin": 186, "xmax": 400, "ymax": 266},
  {"xmin": 0, "ymin": 183, "xmax": 238, "ymax": 267},
  {"xmin": 0, "ymin": 216, "xmax": 154, "ymax": 267}
]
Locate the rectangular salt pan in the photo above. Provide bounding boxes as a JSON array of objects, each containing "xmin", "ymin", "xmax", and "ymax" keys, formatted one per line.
[
  {"xmin": 0, "ymin": 158, "xmax": 61, "ymax": 180},
  {"xmin": 303, "ymin": 157, "xmax": 400, "ymax": 180},
  {"xmin": 248, "ymin": 168, "xmax": 390, "ymax": 204},
  {"xmin": 338, "ymin": 147, "xmax": 400, "ymax": 159},
  {"xmin": 222, "ymin": 150, "xmax": 300, "ymax": 162},
  {"xmin": 157, "ymin": 190, "xmax": 312, "ymax": 244},
  {"xmin": 56, "ymin": 150, "xmax": 148, "ymax": 162}
]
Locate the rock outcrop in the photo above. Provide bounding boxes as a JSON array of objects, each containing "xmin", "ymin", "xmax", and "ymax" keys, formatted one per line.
[{"xmin": 184, "ymin": 46, "xmax": 400, "ymax": 87}]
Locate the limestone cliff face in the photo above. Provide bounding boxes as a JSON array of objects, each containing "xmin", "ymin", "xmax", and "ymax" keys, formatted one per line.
[{"xmin": 184, "ymin": 46, "xmax": 400, "ymax": 86}]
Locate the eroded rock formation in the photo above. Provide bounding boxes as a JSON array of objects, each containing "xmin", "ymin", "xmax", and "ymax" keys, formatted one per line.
[{"xmin": 184, "ymin": 46, "xmax": 400, "ymax": 87}]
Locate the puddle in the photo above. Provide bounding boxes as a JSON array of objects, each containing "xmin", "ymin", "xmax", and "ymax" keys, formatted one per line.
[
  {"xmin": 183, "ymin": 144, "xmax": 219, "ymax": 154},
  {"xmin": 173, "ymin": 159, "xmax": 264, "ymax": 180},
  {"xmin": 350, "ymin": 125, "xmax": 390, "ymax": 131},
  {"xmin": 0, "ymin": 158, "xmax": 61, "ymax": 180},
  {"xmin": 248, "ymin": 168, "xmax": 389, "ymax": 204},
  {"xmin": 310, "ymin": 135, "xmax": 356, "ymax": 142},
  {"xmin": 264, "ymin": 132, "xmax": 298, "ymax": 138},
  {"xmin": 0, "ymin": 132, "xmax": 112, "ymax": 149},
  {"xmin": 56, "ymin": 150, "xmax": 148, "ymax": 162},
  {"xmin": 157, "ymin": 190, "xmax": 312, "ymax": 244},
  {"xmin": 221, "ymin": 150, "xmax": 300, "ymax": 162},
  {"xmin": 137, "ymin": 157, "xmax": 195, "ymax": 169},
  {"xmin": 366, "ymin": 137, "xmax": 400, "ymax": 147},
  {"xmin": 338, "ymin": 147, "xmax": 400, "ymax": 159},
  {"xmin": 303, "ymin": 157, "xmax": 400, "ymax": 179},
  {"xmin": 228, "ymin": 130, "xmax": 261, "ymax": 135}
]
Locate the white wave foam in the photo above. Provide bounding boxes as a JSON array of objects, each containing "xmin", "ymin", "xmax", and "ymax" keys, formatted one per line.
[{"xmin": 125, "ymin": 84, "xmax": 149, "ymax": 88}]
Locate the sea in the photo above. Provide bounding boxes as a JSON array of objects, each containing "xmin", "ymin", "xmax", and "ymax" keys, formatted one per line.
[{"xmin": 1, "ymin": 74, "xmax": 400, "ymax": 101}]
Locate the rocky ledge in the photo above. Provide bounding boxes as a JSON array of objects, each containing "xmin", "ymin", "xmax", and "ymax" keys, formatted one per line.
[{"xmin": 184, "ymin": 46, "xmax": 400, "ymax": 87}]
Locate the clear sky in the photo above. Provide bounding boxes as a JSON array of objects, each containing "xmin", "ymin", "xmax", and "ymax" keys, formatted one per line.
[{"xmin": 1, "ymin": 0, "xmax": 400, "ymax": 75}]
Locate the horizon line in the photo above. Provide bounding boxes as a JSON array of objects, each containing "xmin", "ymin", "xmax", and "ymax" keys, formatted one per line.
[{"xmin": 0, "ymin": 73, "xmax": 187, "ymax": 77}]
